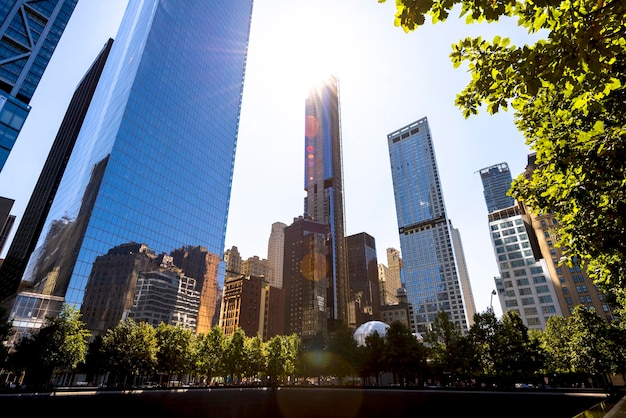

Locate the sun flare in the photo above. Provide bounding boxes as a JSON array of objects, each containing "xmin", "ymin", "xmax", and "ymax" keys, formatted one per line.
[{"xmin": 257, "ymin": 3, "xmax": 349, "ymax": 100}]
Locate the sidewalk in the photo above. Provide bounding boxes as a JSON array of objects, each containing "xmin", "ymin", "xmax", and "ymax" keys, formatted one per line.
[{"xmin": 605, "ymin": 394, "xmax": 626, "ymax": 417}]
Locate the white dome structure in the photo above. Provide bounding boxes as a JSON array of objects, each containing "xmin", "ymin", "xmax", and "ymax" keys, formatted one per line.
[{"xmin": 353, "ymin": 321, "xmax": 390, "ymax": 347}]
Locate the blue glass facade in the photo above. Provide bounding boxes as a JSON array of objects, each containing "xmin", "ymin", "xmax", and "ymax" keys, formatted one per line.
[
  {"xmin": 304, "ymin": 75, "xmax": 349, "ymax": 326},
  {"xmin": 479, "ymin": 162, "xmax": 515, "ymax": 213},
  {"xmin": 388, "ymin": 117, "xmax": 469, "ymax": 334},
  {"xmin": 13, "ymin": 0, "xmax": 253, "ymax": 336},
  {"xmin": 0, "ymin": 0, "xmax": 78, "ymax": 171}
]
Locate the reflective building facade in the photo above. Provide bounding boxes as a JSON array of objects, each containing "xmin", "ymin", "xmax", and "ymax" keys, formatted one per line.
[
  {"xmin": 479, "ymin": 162, "xmax": 515, "ymax": 214},
  {"xmin": 0, "ymin": 0, "xmax": 78, "ymax": 171},
  {"xmin": 387, "ymin": 117, "xmax": 469, "ymax": 334},
  {"xmin": 304, "ymin": 75, "xmax": 349, "ymax": 327},
  {"xmin": 8, "ymin": 0, "xmax": 253, "ymax": 337},
  {"xmin": 0, "ymin": 38, "xmax": 114, "ymax": 302}
]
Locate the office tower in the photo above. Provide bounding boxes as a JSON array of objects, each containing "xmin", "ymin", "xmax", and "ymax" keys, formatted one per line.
[
  {"xmin": 378, "ymin": 263, "xmax": 393, "ymax": 305},
  {"xmin": 241, "ymin": 255, "xmax": 269, "ymax": 278},
  {"xmin": 0, "ymin": 196, "xmax": 14, "ymax": 253},
  {"xmin": 219, "ymin": 274, "xmax": 267, "ymax": 339},
  {"xmin": 267, "ymin": 221, "xmax": 286, "ymax": 288},
  {"xmin": 304, "ymin": 74, "xmax": 348, "ymax": 328},
  {"xmin": 0, "ymin": 0, "xmax": 78, "ymax": 171},
  {"xmin": 224, "ymin": 246, "xmax": 242, "ymax": 278},
  {"xmin": 6, "ymin": 0, "xmax": 253, "ymax": 337},
  {"xmin": 380, "ymin": 287, "xmax": 412, "ymax": 330},
  {"xmin": 387, "ymin": 117, "xmax": 470, "ymax": 334},
  {"xmin": 218, "ymin": 273, "xmax": 284, "ymax": 341},
  {"xmin": 490, "ymin": 153, "xmax": 614, "ymax": 329},
  {"xmin": 450, "ymin": 222, "xmax": 477, "ymax": 326},
  {"xmin": 490, "ymin": 205, "xmax": 563, "ymax": 329},
  {"xmin": 479, "ymin": 162, "xmax": 515, "ymax": 213},
  {"xmin": 385, "ymin": 247, "xmax": 403, "ymax": 303},
  {"xmin": 0, "ymin": 39, "xmax": 113, "ymax": 300},
  {"xmin": 346, "ymin": 232, "xmax": 380, "ymax": 328},
  {"xmin": 283, "ymin": 216, "xmax": 330, "ymax": 346},
  {"xmin": 0, "ymin": 213, "xmax": 14, "ymax": 255}
]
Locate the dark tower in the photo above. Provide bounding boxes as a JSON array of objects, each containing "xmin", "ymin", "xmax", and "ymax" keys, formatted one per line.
[
  {"xmin": 304, "ymin": 75, "xmax": 349, "ymax": 329},
  {"xmin": 346, "ymin": 232, "xmax": 380, "ymax": 328}
]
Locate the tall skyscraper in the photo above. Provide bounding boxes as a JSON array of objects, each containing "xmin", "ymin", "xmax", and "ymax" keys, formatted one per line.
[
  {"xmin": 346, "ymin": 232, "xmax": 380, "ymax": 328},
  {"xmin": 450, "ymin": 222, "xmax": 477, "ymax": 326},
  {"xmin": 479, "ymin": 162, "xmax": 515, "ymax": 213},
  {"xmin": 5, "ymin": 0, "xmax": 253, "ymax": 337},
  {"xmin": 304, "ymin": 74, "xmax": 349, "ymax": 328},
  {"xmin": 387, "ymin": 117, "xmax": 470, "ymax": 334},
  {"xmin": 490, "ymin": 154, "xmax": 615, "ymax": 329},
  {"xmin": 267, "ymin": 221, "xmax": 286, "ymax": 288},
  {"xmin": 0, "ymin": 196, "xmax": 14, "ymax": 253},
  {"xmin": 283, "ymin": 216, "xmax": 330, "ymax": 346},
  {"xmin": 0, "ymin": 39, "xmax": 114, "ymax": 300},
  {"xmin": 0, "ymin": 0, "xmax": 78, "ymax": 171},
  {"xmin": 385, "ymin": 247, "xmax": 403, "ymax": 303}
]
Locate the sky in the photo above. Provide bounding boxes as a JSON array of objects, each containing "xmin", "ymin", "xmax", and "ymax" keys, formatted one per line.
[{"xmin": 0, "ymin": 0, "xmax": 543, "ymax": 318}]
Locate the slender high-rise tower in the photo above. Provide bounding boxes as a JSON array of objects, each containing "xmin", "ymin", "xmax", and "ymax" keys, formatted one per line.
[
  {"xmin": 0, "ymin": 0, "xmax": 78, "ymax": 171},
  {"xmin": 304, "ymin": 74, "xmax": 349, "ymax": 328},
  {"xmin": 479, "ymin": 162, "xmax": 515, "ymax": 213},
  {"xmin": 6, "ymin": 0, "xmax": 253, "ymax": 337},
  {"xmin": 267, "ymin": 221, "xmax": 286, "ymax": 288},
  {"xmin": 0, "ymin": 39, "xmax": 114, "ymax": 301},
  {"xmin": 346, "ymin": 232, "xmax": 380, "ymax": 328},
  {"xmin": 387, "ymin": 117, "xmax": 470, "ymax": 334}
]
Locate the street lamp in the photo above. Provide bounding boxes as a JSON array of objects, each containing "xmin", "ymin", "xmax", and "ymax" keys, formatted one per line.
[{"xmin": 490, "ymin": 289, "xmax": 497, "ymax": 311}]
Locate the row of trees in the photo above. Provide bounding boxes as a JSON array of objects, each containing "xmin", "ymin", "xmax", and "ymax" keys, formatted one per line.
[{"xmin": 2, "ymin": 304, "xmax": 625, "ymax": 390}]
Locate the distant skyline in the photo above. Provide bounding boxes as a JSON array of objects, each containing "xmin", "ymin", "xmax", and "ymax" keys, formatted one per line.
[{"xmin": 0, "ymin": 1, "xmax": 542, "ymax": 317}]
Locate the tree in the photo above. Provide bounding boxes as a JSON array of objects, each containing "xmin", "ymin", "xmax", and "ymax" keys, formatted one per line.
[
  {"xmin": 567, "ymin": 305, "xmax": 613, "ymax": 387},
  {"xmin": 223, "ymin": 327, "xmax": 247, "ymax": 384},
  {"xmin": 540, "ymin": 315, "xmax": 573, "ymax": 376},
  {"xmin": 244, "ymin": 335, "xmax": 266, "ymax": 383},
  {"xmin": 607, "ymin": 322, "xmax": 626, "ymax": 384},
  {"xmin": 193, "ymin": 326, "xmax": 225, "ymax": 385},
  {"xmin": 384, "ymin": 321, "xmax": 426, "ymax": 386},
  {"xmin": 0, "ymin": 305, "xmax": 14, "ymax": 372},
  {"xmin": 327, "ymin": 323, "xmax": 361, "ymax": 385},
  {"xmin": 155, "ymin": 323, "xmax": 194, "ymax": 386},
  {"xmin": 101, "ymin": 319, "xmax": 157, "ymax": 387},
  {"xmin": 424, "ymin": 311, "xmax": 467, "ymax": 386},
  {"xmin": 379, "ymin": 0, "xmax": 626, "ymax": 311},
  {"xmin": 8, "ymin": 304, "xmax": 90, "ymax": 388},
  {"xmin": 468, "ymin": 310, "xmax": 499, "ymax": 377},
  {"xmin": 362, "ymin": 331, "xmax": 386, "ymax": 385}
]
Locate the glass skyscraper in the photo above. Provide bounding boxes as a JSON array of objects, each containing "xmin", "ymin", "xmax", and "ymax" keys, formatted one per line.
[
  {"xmin": 387, "ymin": 117, "xmax": 469, "ymax": 334},
  {"xmin": 0, "ymin": 0, "xmax": 78, "ymax": 171},
  {"xmin": 0, "ymin": 38, "xmax": 114, "ymax": 302},
  {"xmin": 304, "ymin": 74, "xmax": 349, "ymax": 327},
  {"xmin": 7, "ymin": 0, "xmax": 253, "ymax": 338},
  {"xmin": 478, "ymin": 162, "xmax": 515, "ymax": 213}
]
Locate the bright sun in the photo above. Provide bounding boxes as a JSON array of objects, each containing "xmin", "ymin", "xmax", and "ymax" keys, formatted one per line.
[{"xmin": 255, "ymin": 3, "xmax": 349, "ymax": 101}]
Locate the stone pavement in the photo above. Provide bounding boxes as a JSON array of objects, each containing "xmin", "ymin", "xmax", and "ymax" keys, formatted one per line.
[{"xmin": 605, "ymin": 394, "xmax": 626, "ymax": 418}]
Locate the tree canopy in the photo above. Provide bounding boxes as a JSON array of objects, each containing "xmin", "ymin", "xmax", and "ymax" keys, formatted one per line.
[{"xmin": 378, "ymin": 0, "xmax": 626, "ymax": 312}]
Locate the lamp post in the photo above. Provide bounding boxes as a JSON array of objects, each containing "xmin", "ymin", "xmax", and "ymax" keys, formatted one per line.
[{"xmin": 490, "ymin": 289, "xmax": 497, "ymax": 311}]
